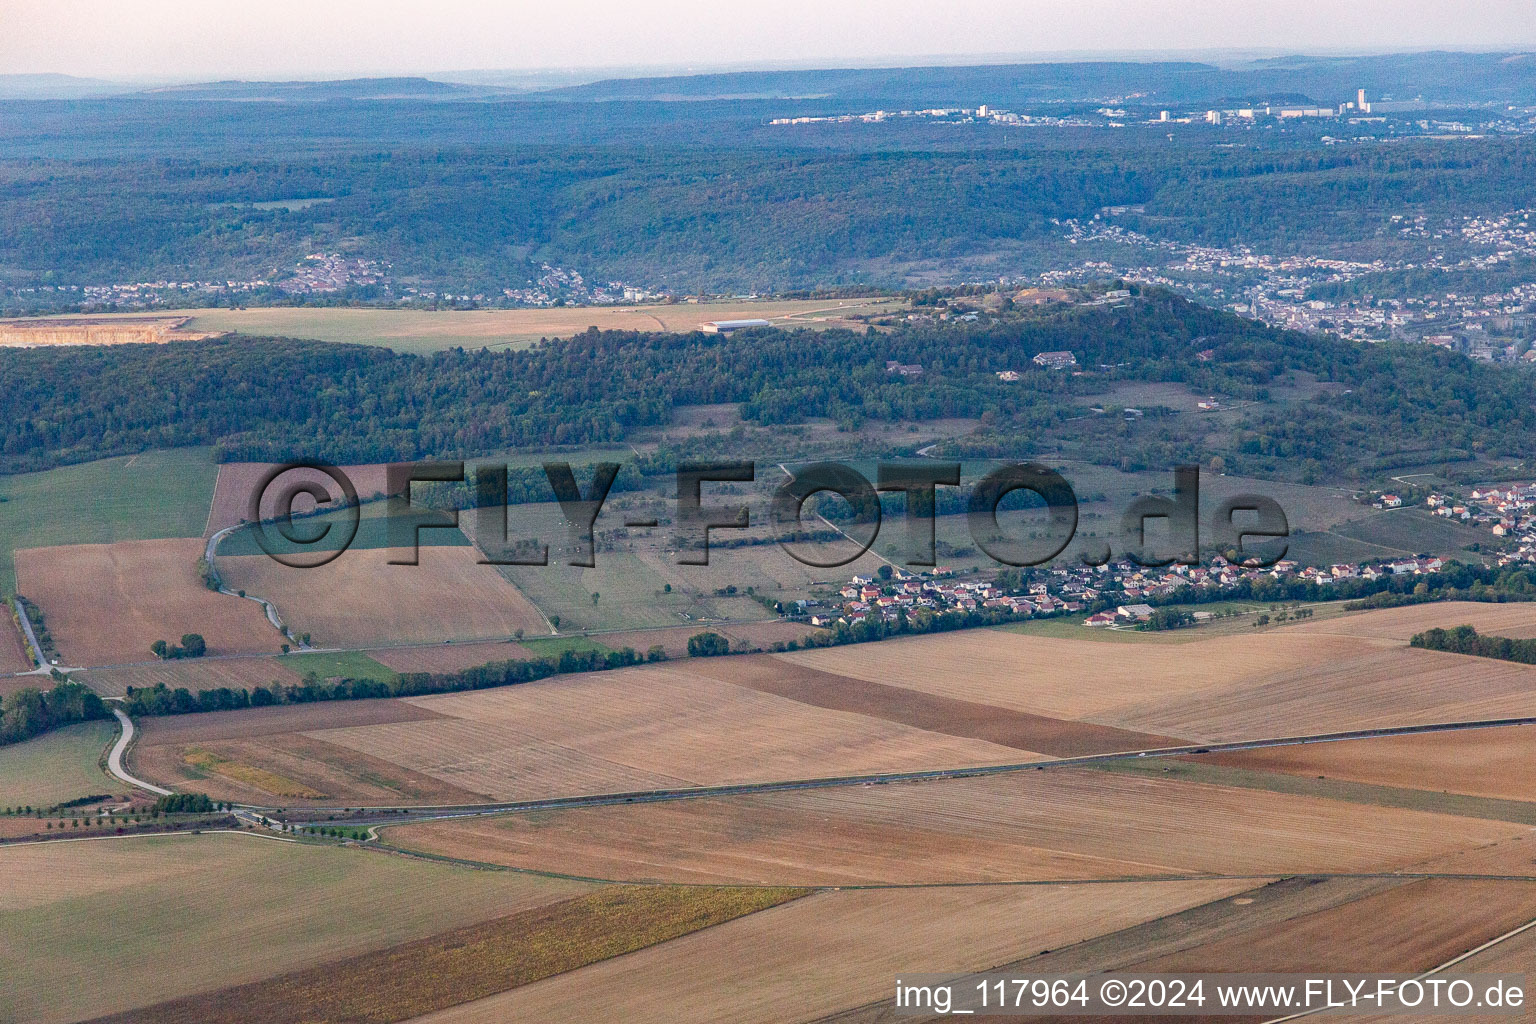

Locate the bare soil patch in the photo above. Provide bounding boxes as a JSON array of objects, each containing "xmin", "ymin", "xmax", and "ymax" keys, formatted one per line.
[{"xmin": 14, "ymin": 539, "xmax": 281, "ymax": 666}]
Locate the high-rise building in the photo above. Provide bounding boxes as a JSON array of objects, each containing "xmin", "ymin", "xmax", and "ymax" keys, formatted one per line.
[{"xmin": 1357, "ymin": 88, "xmax": 1371, "ymax": 114}]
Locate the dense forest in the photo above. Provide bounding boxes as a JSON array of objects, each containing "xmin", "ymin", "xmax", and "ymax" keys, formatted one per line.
[
  {"xmin": 2, "ymin": 137, "xmax": 1533, "ymax": 297},
  {"xmin": 3, "ymin": 290, "xmax": 1536, "ymax": 483}
]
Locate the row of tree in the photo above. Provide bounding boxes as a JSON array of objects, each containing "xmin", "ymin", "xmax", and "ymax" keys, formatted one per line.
[
  {"xmin": 0, "ymin": 682, "xmax": 110, "ymax": 747},
  {"xmin": 1409, "ymin": 624, "xmax": 1536, "ymax": 664}
]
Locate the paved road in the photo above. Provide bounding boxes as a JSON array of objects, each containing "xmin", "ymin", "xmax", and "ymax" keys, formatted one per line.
[
  {"xmin": 10, "ymin": 598, "xmax": 47, "ymax": 672},
  {"xmin": 106, "ymin": 706, "xmax": 172, "ymax": 796}
]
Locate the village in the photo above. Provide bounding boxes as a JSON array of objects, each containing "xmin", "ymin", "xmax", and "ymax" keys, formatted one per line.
[{"xmin": 801, "ymin": 478, "xmax": 1536, "ymax": 633}]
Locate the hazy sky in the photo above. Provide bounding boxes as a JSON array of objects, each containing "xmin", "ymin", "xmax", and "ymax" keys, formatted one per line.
[{"xmin": 5, "ymin": 0, "xmax": 1536, "ymax": 80}]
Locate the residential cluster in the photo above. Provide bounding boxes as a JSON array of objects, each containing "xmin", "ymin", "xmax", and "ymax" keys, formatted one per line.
[
  {"xmin": 800, "ymin": 551, "xmax": 1453, "ymax": 632},
  {"xmin": 1050, "ymin": 207, "xmax": 1536, "ymax": 345},
  {"xmin": 4, "ymin": 254, "xmax": 668, "ymax": 313}
]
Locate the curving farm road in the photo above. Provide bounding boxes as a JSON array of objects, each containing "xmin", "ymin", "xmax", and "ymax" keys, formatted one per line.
[{"xmin": 106, "ymin": 705, "xmax": 172, "ymax": 797}]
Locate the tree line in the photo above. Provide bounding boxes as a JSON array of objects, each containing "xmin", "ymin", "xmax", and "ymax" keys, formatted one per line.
[{"xmin": 1409, "ymin": 624, "xmax": 1536, "ymax": 664}]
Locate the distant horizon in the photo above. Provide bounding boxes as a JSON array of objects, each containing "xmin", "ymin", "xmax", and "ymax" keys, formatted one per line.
[
  {"xmin": 6, "ymin": 0, "xmax": 1536, "ymax": 82},
  {"xmin": 5, "ymin": 44, "xmax": 1535, "ymax": 92}
]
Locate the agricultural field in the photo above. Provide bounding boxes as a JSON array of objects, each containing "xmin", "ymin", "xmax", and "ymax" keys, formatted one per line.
[
  {"xmin": 100, "ymin": 886, "xmax": 807, "ymax": 1024},
  {"xmin": 313, "ymin": 663, "xmax": 1034, "ymax": 802},
  {"xmin": 1279, "ymin": 599, "xmax": 1536, "ymax": 640},
  {"xmin": 204, "ymin": 461, "xmax": 399, "ymax": 537},
  {"xmin": 408, "ymin": 880, "xmax": 1260, "ymax": 1024},
  {"xmin": 0, "ymin": 447, "xmax": 219, "ymax": 594},
  {"xmin": 123, "ymin": 659, "xmax": 1037, "ymax": 804},
  {"xmin": 14, "ymin": 538, "xmax": 282, "ymax": 666},
  {"xmin": 1, "ymin": 614, "xmax": 33, "ymax": 675},
  {"xmin": 369, "ymin": 639, "xmax": 538, "ymax": 674},
  {"xmin": 216, "ymin": 543, "xmax": 549, "ymax": 648},
  {"xmin": 128, "ymin": 699, "xmax": 487, "ymax": 806},
  {"xmin": 0, "ymin": 833, "xmax": 590, "ymax": 1024},
  {"xmin": 1205, "ymin": 724, "xmax": 1536, "ymax": 803},
  {"xmin": 775, "ymin": 616, "xmax": 1536, "ymax": 743},
  {"xmin": 159, "ymin": 298, "xmax": 907, "ymax": 353},
  {"xmin": 0, "ymin": 719, "xmax": 118, "ymax": 808},
  {"xmin": 278, "ymin": 650, "xmax": 399, "ymax": 684},
  {"xmin": 827, "ymin": 876, "xmax": 1536, "ymax": 1023},
  {"xmin": 385, "ymin": 765, "xmax": 1523, "ymax": 884},
  {"xmin": 76, "ymin": 656, "xmax": 302, "ymax": 698}
]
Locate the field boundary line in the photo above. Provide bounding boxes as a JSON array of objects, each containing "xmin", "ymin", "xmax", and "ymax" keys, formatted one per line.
[
  {"xmin": 0, "ymin": 828, "xmax": 297, "ymax": 851},
  {"xmin": 243, "ymin": 715, "xmax": 1536, "ymax": 818},
  {"xmin": 201, "ymin": 462, "xmax": 224, "ymax": 538}
]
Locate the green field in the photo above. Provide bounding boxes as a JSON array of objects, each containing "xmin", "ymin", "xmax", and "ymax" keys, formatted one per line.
[
  {"xmin": 0, "ymin": 448, "xmax": 219, "ymax": 594},
  {"xmin": 0, "ymin": 833, "xmax": 588, "ymax": 1024},
  {"xmin": 498, "ymin": 551, "xmax": 710, "ymax": 632},
  {"xmin": 215, "ymin": 505, "xmax": 467, "ymax": 557},
  {"xmin": 0, "ymin": 719, "xmax": 118, "ymax": 807},
  {"xmin": 518, "ymin": 635, "xmax": 613, "ymax": 658},
  {"xmin": 278, "ymin": 651, "xmax": 399, "ymax": 684}
]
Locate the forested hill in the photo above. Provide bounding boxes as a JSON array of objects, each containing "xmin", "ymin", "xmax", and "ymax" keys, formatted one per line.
[
  {"xmin": 1, "ymin": 290, "xmax": 1534, "ymax": 480},
  {"xmin": 4, "ymin": 141, "xmax": 1534, "ymax": 297}
]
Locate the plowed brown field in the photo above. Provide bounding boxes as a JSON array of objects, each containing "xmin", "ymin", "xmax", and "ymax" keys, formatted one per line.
[{"xmin": 14, "ymin": 539, "xmax": 281, "ymax": 666}]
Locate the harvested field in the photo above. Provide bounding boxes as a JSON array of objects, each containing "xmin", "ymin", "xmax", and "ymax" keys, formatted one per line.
[
  {"xmin": 1281, "ymin": 600, "xmax": 1536, "ymax": 640},
  {"xmin": 315, "ymin": 664, "xmax": 1038, "ymax": 802},
  {"xmin": 0, "ymin": 720, "xmax": 118, "ymax": 808},
  {"xmin": 76, "ymin": 657, "xmax": 302, "ymax": 698},
  {"xmin": 1206, "ymin": 724, "xmax": 1536, "ymax": 803},
  {"xmin": 170, "ymin": 299, "xmax": 905, "ymax": 353},
  {"xmin": 1126, "ymin": 877, "xmax": 1536, "ymax": 974},
  {"xmin": 778, "ymin": 628, "xmax": 1536, "ymax": 743},
  {"xmin": 1333, "ymin": 925, "xmax": 1536, "ymax": 1024},
  {"xmin": 14, "ymin": 539, "xmax": 281, "ymax": 666},
  {"xmin": 0, "ymin": 832, "xmax": 589, "ymax": 1024},
  {"xmin": 129, "ymin": 701, "xmax": 464, "ymax": 801},
  {"xmin": 774, "ymin": 629, "xmax": 1369, "ymax": 723},
  {"xmin": 827, "ymin": 875, "xmax": 1536, "ymax": 1023},
  {"xmin": 1, "ymin": 615, "xmax": 33, "ymax": 673},
  {"xmin": 133, "ymin": 699, "xmax": 448, "ymax": 745},
  {"xmin": 1110, "ymin": 645, "xmax": 1536, "ymax": 742},
  {"xmin": 216, "ymin": 544, "xmax": 549, "ymax": 648},
  {"xmin": 204, "ymin": 462, "xmax": 399, "ymax": 536},
  {"xmin": 139, "ymin": 731, "xmax": 490, "ymax": 806},
  {"xmin": 682, "ymin": 656, "xmax": 1185, "ymax": 756},
  {"xmin": 409, "ymin": 880, "xmax": 1258, "ymax": 1024},
  {"xmin": 386, "ymin": 767, "xmax": 1520, "ymax": 884},
  {"xmin": 94, "ymin": 886, "xmax": 804, "ymax": 1024}
]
